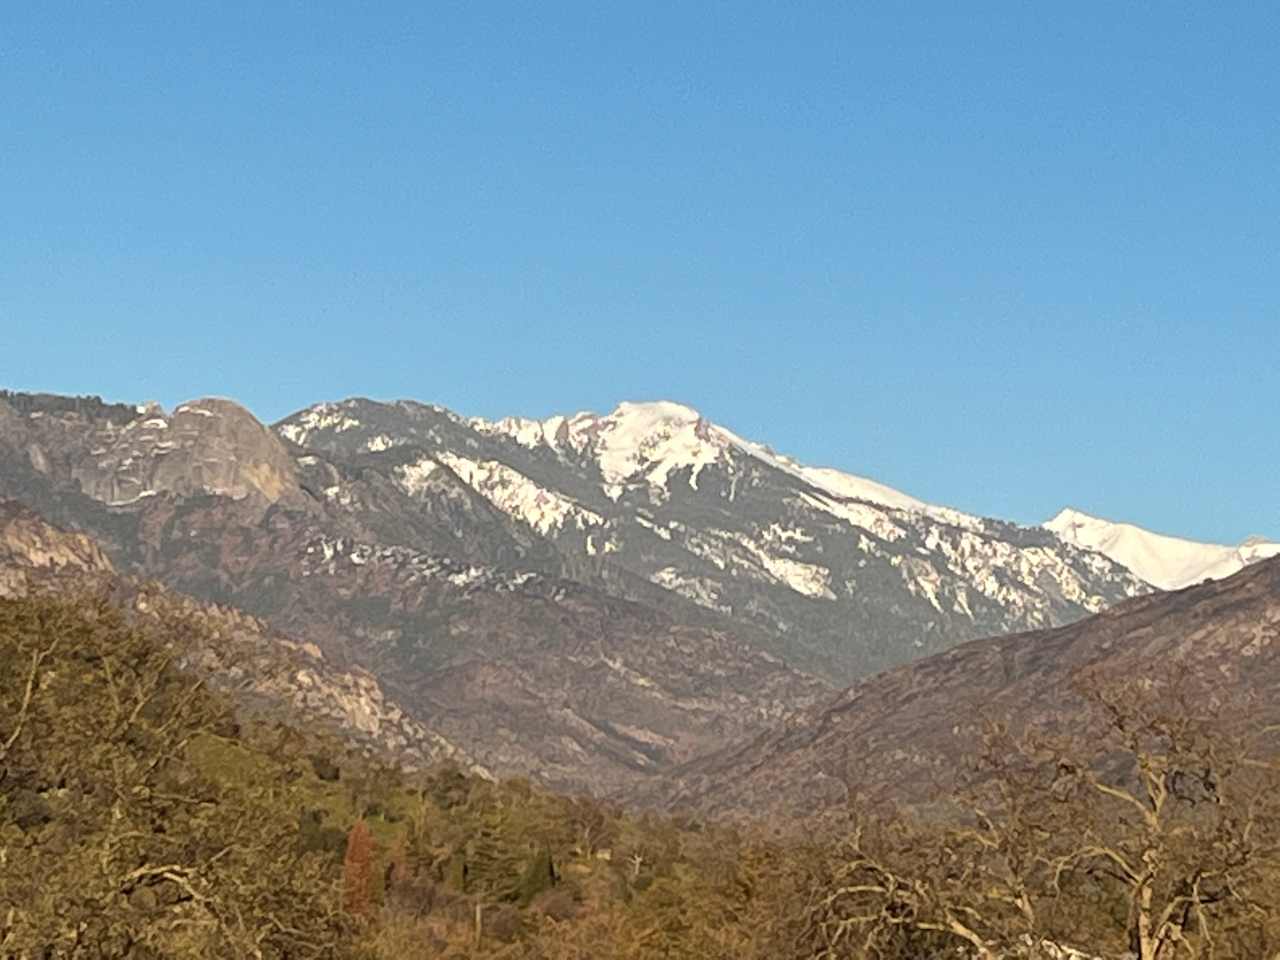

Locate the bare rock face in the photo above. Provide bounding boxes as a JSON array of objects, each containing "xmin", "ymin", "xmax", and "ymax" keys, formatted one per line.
[
  {"xmin": 0, "ymin": 500, "xmax": 112, "ymax": 596},
  {"xmin": 70, "ymin": 398, "xmax": 302, "ymax": 507}
]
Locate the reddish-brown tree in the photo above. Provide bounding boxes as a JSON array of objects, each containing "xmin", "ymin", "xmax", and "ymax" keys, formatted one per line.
[{"xmin": 343, "ymin": 819, "xmax": 376, "ymax": 918}]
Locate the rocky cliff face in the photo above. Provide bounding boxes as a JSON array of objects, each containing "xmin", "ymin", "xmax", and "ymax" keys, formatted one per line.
[
  {"xmin": 73, "ymin": 397, "xmax": 303, "ymax": 506},
  {"xmin": 1, "ymin": 393, "xmax": 303, "ymax": 510},
  {"xmin": 0, "ymin": 499, "xmax": 113, "ymax": 596}
]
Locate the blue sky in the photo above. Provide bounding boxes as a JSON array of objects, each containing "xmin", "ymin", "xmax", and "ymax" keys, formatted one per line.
[{"xmin": 2, "ymin": 3, "xmax": 1276, "ymax": 543}]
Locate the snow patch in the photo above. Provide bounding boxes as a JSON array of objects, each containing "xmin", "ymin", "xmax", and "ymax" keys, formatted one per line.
[
  {"xmin": 470, "ymin": 415, "xmax": 566, "ymax": 449},
  {"xmin": 565, "ymin": 401, "xmax": 723, "ymax": 496},
  {"xmin": 395, "ymin": 457, "xmax": 440, "ymax": 496},
  {"xmin": 798, "ymin": 491, "xmax": 907, "ymax": 542},
  {"xmin": 635, "ymin": 514, "xmax": 672, "ymax": 540},
  {"xmin": 710, "ymin": 529, "xmax": 836, "ymax": 599},
  {"xmin": 1046, "ymin": 508, "xmax": 1280, "ymax": 591},
  {"xmin": 279, "ymin": 403, "xmax": 363, "ymax": 445},
  {"xmin": 436, "ymin": 452, "xmax": 605, "ymax": 536},
  {"xmin": 649, "ymin": 567, "xmax": 731, "ymax": 613},
  {"xmin": 585, "ymin": 533, "xmax": 618, "ymax": 556}
]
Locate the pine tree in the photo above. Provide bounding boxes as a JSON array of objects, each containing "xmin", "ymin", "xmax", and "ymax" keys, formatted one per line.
[{"xmin": 467, "ymin": 803, "xmax": 521, "ymax": 900}]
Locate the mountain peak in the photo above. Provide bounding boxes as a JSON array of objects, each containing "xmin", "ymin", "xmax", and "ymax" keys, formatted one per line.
[
  {"xmin": 173, "ymin": 395, "xmax": 257, "ymax": 419},
  {"xmin": 608, "ymin": 399, "xmax": 703, "ymax": 422},
  {"xmin": 473, "ymin": 398, "xmax": 973, "ymax": 520},
  {"xmin": 1045, "ymin": 508, "xmax": 1280, "ymax": 591},
  {"xmin": 560, "ymin": 400, "xmax": 721, "ymax": 497},
  {"xmin": 1046, "ymin": 506, "xmax": 1094, "ymax": 526}
]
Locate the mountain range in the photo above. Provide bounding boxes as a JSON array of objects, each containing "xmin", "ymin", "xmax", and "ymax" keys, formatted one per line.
[
  {"xmin": 274, "ymin": 396, "xmax": 1155, "ymax": 680},
  {"xmin": 1, "ymin": 387, "xmax": 1275, "ymax": 800},
  {"xmin": 655, "ymin": 550, "xmax": 1280, "ymax": 818}
]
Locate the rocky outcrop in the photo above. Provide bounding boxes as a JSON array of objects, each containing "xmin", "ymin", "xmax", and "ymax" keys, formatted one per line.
[
  {"xmin": 0, "ymin": 500, "xmax": 112, "ymax": 596},
  {"xmin": 0, "ymin": 394, "xmax": 302, "ymax": 511},
  {"xmin": 134, "ymin": 584, "xmax": 483, "ymax": 774},
  {"xmin": 70, "ymin": 397, "xmax": 303, "ymax": 507}
]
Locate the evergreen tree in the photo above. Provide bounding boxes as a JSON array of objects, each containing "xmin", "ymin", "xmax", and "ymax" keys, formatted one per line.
[{"xmin": 517, "ymin": 846, "xmax": 556, "ymax": 906}]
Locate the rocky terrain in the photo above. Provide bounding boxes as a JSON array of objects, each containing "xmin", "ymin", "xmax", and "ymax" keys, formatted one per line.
[
  {"xmin": 1, "ymin": 387, "xmax": 1269, "ymax": 799},
  {"xmin": 0, "ymin": 393, "xmax": 828, "ymax": 794},
  {"xmin": 0, "ymin": 499, "xmax": 477, "ymax": 774},
  {"xmin": 276, "ymin": 396, "xmax": 1151, "ymax": 681},
  {"xmin": 657, "ymin": 554, "xmax": 1280, "ymax": 818}
]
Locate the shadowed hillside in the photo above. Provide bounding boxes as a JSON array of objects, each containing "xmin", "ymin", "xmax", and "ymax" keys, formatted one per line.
[{"xmin": 657, "ymin": 555, "xmax": 1280, "ymax": 818}]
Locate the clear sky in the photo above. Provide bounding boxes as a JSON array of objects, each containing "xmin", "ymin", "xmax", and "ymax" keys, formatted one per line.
[{"xmin": 2, "ymin": 3, "xmax": 1276, "ymax": 543}]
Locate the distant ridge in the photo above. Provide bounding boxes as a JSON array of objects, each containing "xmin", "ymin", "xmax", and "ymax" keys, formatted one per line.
[{"xmin": 1045, "ymin": 507, "xmax": 1280, "ymax": 590}]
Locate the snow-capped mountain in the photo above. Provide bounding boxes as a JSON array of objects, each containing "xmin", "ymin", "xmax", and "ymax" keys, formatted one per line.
[
  {"xmin": 0, "ymin": 391, "xmax": 828, "ymax": 794},
  {"xmin": 10, "ymin": 387, "xmax": 1255, "ymax": 797},
  {"xmin": 1045, "ymin": 508, "xmax": 1280, "ymax": 591},
  {"xmin": 471, "ymin": 400, "xmax": 977, "ymax": 526},
  {"xmin": 277, "ymin": 397, "xmax": 1149, "ymax": 682}
]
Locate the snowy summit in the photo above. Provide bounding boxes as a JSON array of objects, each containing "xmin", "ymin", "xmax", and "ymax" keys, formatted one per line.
[
  {"xmin": 1044, "ymin": 508, "xmax": 1280, "ymax": 591},
  {"xmin": 476, "ymin": 400, "xmax": 970, "ymax": 523}
]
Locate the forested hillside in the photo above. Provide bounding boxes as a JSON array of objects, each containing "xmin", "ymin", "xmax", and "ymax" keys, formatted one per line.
[{"xmin": 6, "ymin": 589, "xmax": 1280, "ymax": 959}]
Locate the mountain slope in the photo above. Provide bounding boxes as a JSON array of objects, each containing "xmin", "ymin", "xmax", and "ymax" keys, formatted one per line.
[
  {"xmin": 278, "ymin": 397, "xmax": 1149, "ymax": 682},
  {"xmin": 15, "ymin": 387, "xmax": 1239, "ymax": 798},
  {"xmin": 656, "ymin": 554, "xmax": 1280, "ymax": 818},
  {"xmin": 0, "ymin": 394, "xmax": 829, "ymax": 795},
  {"xmin": 0, "ymin": 499, "xmax": 478, "ymax": 773},
  {"xmin": 1046, "ymin": 507, "xmax": 1280, "ymax": 590}
]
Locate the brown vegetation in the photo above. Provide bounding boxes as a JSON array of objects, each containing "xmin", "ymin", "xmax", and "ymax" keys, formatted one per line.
[
  {"xmin": 803, "ymin": 673, "xmax": 1280, "ymax": 959},
  {"xmin": 4, "ymin": 590, "xmax": 1280, "ymax": 959},
  {"xmin": 0, "ymin": 593, "xmax": 348, "ymax": 957}
]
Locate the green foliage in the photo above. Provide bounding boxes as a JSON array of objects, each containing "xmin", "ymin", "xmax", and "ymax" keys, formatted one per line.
[{"xmin": 517, "ymin": 847, "xmax": 556, "ymax": 906}]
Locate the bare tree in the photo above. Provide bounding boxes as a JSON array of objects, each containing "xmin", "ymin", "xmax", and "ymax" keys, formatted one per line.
[
  {"xmin": 1042, "ymin": 672, "xmax": 1280, "ymax": 959},
  {"xmin": 804, "ymin": 669, "xmax": 1280, "ymax": 960}
]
